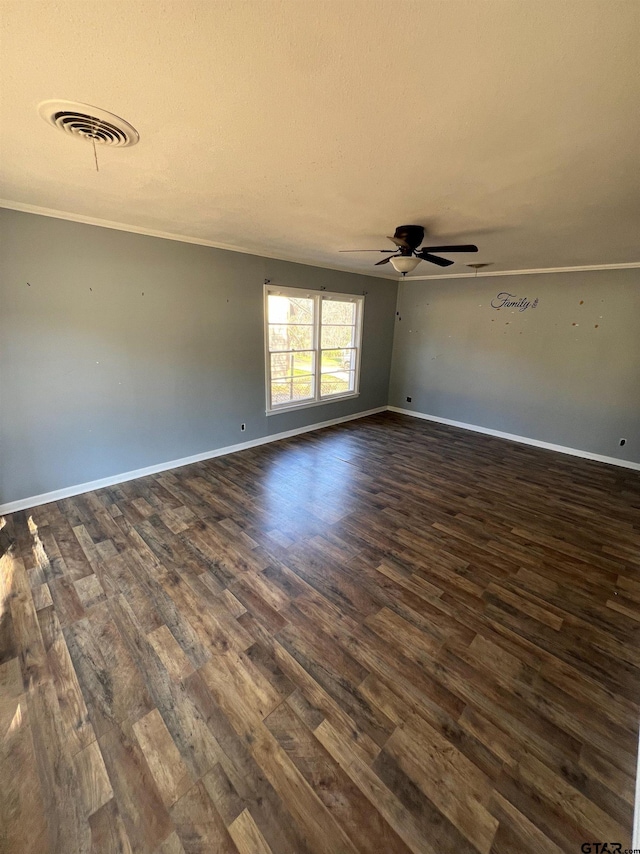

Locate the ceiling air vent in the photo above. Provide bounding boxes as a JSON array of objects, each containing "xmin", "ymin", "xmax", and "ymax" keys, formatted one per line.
[{"xmin": 38, "ymin": 100, "xmax": 139, "ymax": 147}]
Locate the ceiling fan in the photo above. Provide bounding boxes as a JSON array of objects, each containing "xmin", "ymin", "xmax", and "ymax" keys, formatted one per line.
[{"xmin": 341, "ymin": 225, "xmax": 478, "ymax": 275}]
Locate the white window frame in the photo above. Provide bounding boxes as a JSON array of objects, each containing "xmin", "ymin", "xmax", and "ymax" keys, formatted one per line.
[{"xmin": 264, "ymin": 284, "xmax": 364, "ymax": 415}]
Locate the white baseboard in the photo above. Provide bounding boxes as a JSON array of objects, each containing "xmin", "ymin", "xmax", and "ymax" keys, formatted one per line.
[
  {"xmin": 4, "ymin": 403, "xmax": 638, "ymax": 515},
  {"xmin": 388, "ymin": 406, "xmax": 640, "ymax": 472},
  {"xmin": 0, "ymin": 406, "xmax": 386, "ymax": 515}
]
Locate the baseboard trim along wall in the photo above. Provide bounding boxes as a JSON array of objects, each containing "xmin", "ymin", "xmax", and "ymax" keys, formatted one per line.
[
  {"xmin": 388, "ymin": 406, "xmax": 640, "ymax": 472},
  {"xmin": 0, "ymin": 406, "xmax": 387, "ymax": 516},
  {"xmin": 4, "ymin": 403, "xmax": 638, "ymax": 515}
]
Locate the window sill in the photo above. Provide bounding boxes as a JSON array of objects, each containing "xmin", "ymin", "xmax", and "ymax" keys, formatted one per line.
[{"xmin": 266, "ymin": 392, "xmax": 360, "ymax": 416}]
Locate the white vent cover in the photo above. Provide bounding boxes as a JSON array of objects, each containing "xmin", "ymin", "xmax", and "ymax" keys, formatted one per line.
[{"xmin": 38, "ymin": 100, "xmax": 139, "ymax": 147}]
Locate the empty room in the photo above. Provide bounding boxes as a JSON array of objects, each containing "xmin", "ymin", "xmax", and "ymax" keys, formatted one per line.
[{"xmin": 1, "ymin": 1, "xmax": 639, "ymax": 853}]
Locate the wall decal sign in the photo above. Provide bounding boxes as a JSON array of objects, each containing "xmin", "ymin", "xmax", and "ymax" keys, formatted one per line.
[{"xmin": 491, "ymin": 292, "xmax": 539, "ymax": 311}]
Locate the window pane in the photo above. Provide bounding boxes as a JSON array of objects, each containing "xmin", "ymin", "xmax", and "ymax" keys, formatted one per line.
[
  {"xmin": 268, "ymin": 294, "xmax": 314, "ymax": 324},
  {"xmin": 320, "ymin": 346, "xmax": 355, "ymax": 397},
  {"xmin": 270, "ymin": 352, "xmax": 315, "ymax": 379},
  {"xmin": 291, "ymin": 351, "xmax": 314, "ymax": 375},
  {"xmin": 321, "ymin": 349, "xmax": 355, "ymax": 373},
  {"xmin": 271, "ymin": 377, "xmax": 314, "ymax": 406},
  {"xmin": 322, "ymin": 300, "xmax": 356, "ymax": 325},
  {"xmin": 291, "ymin": 377, "xmax": 314, "ymax": 400},
  {"xmin": 321, "ymin": 371, "xmax": 355, "ymax": 397},
  {"xmin": 270, "ymin": 352, "xmax": 291, "ymax": 379},
  {"xmin": 269, "ymin": 324, "xmax": 313, "ymax": 351},
  {"xmin": 321, "ymin": 324, "xmax": 355, "ymax": 349}
]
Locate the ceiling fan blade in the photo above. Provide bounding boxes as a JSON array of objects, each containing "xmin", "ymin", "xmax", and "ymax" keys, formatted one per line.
[
  {"xmin": 422, "ymin": 244, "xmax": 478, "ymax": 253},
  {"xmin": 375, "ymin": 256, "xmax": 394, "ymax": 266},
  {"xmin": 338, "ymin": 249, "xmax": 396, "ymax": 253},
  {"xmin": 418, "ymin": 252, "xmax": 455, "ymax": 267},
  {"xmin": 387, "ymin": 235, "xmax": 410, "ymax": 249}
]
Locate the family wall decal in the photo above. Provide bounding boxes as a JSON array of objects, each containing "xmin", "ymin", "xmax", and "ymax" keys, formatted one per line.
[{"xmin": 491, "ymin": 292, "xmax": 539, "ymax": 311}]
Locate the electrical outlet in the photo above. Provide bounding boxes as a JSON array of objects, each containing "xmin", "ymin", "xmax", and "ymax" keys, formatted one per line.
[
  {"xmin": 241, "ymin": 423, "xmax": 246, "ymax": 432},
  {"xmin": 619, "ymin": 438, "xmax": 626, "ymax": 446},
  {"xmin": 406, "ymin": 397, "xmax": 412, "ymax": 403}
]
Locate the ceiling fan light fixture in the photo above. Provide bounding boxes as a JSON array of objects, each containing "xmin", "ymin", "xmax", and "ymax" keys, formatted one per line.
[{"xmin": 390, "ymin": 256, "xmax": 421, "ymax": 274}]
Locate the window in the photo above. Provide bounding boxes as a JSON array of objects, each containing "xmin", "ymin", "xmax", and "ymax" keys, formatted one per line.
[{"xmin": 265, "ymin": 285, "xmax": 364, "ymax": 413}]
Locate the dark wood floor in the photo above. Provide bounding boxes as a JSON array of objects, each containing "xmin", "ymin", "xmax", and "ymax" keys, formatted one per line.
[{"xmin": 1, "ymin": 412, "xmax": 639, "ymax": 854}]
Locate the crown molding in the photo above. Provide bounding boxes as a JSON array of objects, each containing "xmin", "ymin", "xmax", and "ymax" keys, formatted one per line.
[
  {"xmin": 405, "ymin": 261, "xmax": 640, "ymax": 281},
  {"xmin": 0, "ymin": 199, "xmax": 398, "ymax": 280},
  {"xmin": 2, "ymin": 200, "xmax": 637, "ymax": 281}
]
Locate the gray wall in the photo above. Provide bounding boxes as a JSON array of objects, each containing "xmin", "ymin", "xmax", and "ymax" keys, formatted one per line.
[
  {"xmin": 389, "ymin": 268, "xmax": 640, "ymax": 463},
  {"xmin": 0, "ymin": 209, "xmax": 397, "ymax": 505}
]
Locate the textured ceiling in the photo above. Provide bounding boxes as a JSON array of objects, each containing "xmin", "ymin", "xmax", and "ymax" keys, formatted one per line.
[{"xmin": 1, "ymin": 0, "xmax": 639, "ymax": 278}]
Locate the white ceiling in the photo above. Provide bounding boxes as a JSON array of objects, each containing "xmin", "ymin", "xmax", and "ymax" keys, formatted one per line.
[{"xmin": 1, "ymin": 0, "xmax": 639, "ymax": 278}]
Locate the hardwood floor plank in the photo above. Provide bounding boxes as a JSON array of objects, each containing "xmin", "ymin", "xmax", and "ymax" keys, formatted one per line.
[
  {"xmin": 385, "ymin": 712, "xmax": 499, "ymax": 853},
  {"xmin": 74, "ymin": 738, "xmax": 114, "ymax": 818},
  {"xmin": 489, "ymin": 792, "xmax": 564, "ymax": 854},
  {"xmin": 169, "ymin": 780, "xmax": 238, "ymax": 854},
  {"xmin": 0, "ymin": 693, "xmax": 50, "ymax": 854},
  {"xmin": 516, "ymin": 752, "xmax": 629, "ymax": 842},
  {"xmin": 107, "ymin": 594, "xmax": 224, "ymax": 781},
  {"xmin": 32, "ymin": 581, "xmax": 54, "ymax": 611},
  {"xmin": 132, "ymin": 708, "xmax": 193, "ymax": 808},
  {"xmin": 155, "ymin": 831, "xmax": 187, "ymax": 854},
  {"xmin": 88, "ymin": 798, "xmax": 133, "ymax": 854},
  {"xmin": 74, "ymin": 573, "xmax": 107, "ymax": 609},
  {"xmin": 238, "ymin": 610, "xmax": 383, "ymax": 764},
  {"xmin": 9, "ymin": 553, "xmax": 49, "ymax": 690},
  {"xmin": 28, "ymin": 679, "xmax": 91, "ymax": 852},
  {"xmin": 0, "ymin": 654, "xmax": 22, "ymax": 733},
  {"xmin": 3, "ymin": 412, "xmax": 638, "ymax": 852},
  {"xmin": 200, "ymin": 657, "xmax": 361, "ymax": 854},
  {"xmin": 371, "ymin": 746, "xmax": 483, "ymax": 854},
  {"xmin": 39, "ymin": 605, "xmax": 95, "ymax": 754},
  {"xmin": 315, "ymin": 717, "xmax": 441, "ymax": 854},
  {"xmin": 201, "ymin": 763, "xmax": 245, "ymax": 826},
  {"xmin": 146, "ymin": 623, "xmax": 196, "ymax": 683},
  {"xmin": 228, "ymin": 808, "xmax": 273, "ymax": 854},
  {"xmin": 265, "ymin": 700, "xmax": 412, "ymax": 853},
  {"xmin": 98, "ymin": 723, "xmax": 173, "ymax": 854}
]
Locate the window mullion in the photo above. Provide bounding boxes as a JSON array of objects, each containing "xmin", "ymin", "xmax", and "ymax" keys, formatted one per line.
[{"xmin": 314, "ymin": 294, "xmax": 321, "ymax": 402}]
